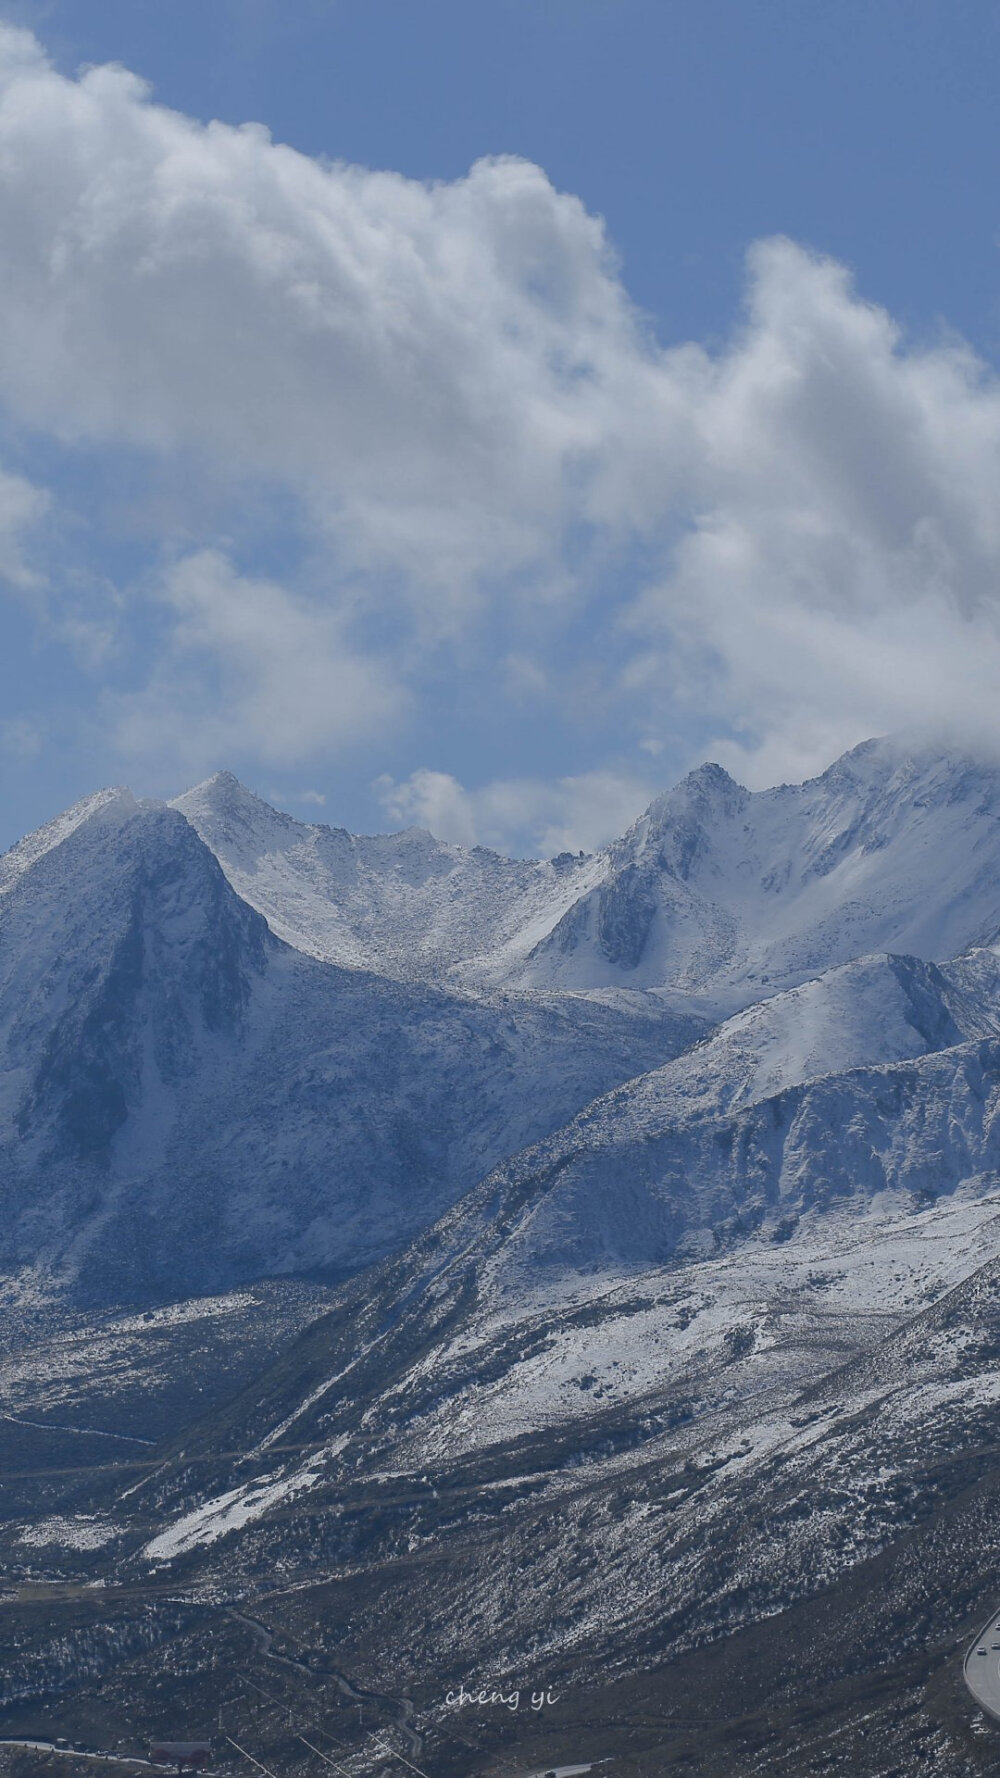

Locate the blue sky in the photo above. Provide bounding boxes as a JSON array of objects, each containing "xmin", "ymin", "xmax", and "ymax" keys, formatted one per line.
[{"xmin": 1, "ymin": 0, "xmax": 1000, "ymax": 852}]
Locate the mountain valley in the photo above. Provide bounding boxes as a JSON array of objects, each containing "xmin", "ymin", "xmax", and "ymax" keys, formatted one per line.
[{"xmin": 5, "ymin": 737, "xmax": 1000, "ymax": 1776}]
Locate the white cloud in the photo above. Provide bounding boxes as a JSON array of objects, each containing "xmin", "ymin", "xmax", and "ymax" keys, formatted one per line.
[
  {"xmin": 1, "ymin": 27, "xmax": 1000, "ymax": 789},
  {"xmin": 114, "ymin": 550, "xmax": 398, "ymax": 769},
  {"xmin": 625, "ymin": 238, "xmax": 1000, "ymax": 783},
  {"xmin": 0, "ymin": 465, "xmax": 48, "ymax": 590},
  {"xmin": 0, "ymin": 714, "xmax": 42, "ymax": 760},
  {"xmin": 0, "ymin": 25, "xmax": 669, "ymax": 614},
  {"xmin": 375, "ymin": 766, "xmax": 651, "ymax": 856}
]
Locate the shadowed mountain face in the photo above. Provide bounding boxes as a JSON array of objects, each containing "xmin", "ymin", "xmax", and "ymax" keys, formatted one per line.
[
  {"xmin": 7, "ymin": 742, "xmax": 1000, "ymax": 1775},
  {"xmin": 176, "ymin": 740, "xmax": 1000, "ymax": 1001},
  {"xmin": 8, "ymin": 741, "xmax": 1000, "ymax": 1304},
  {"xmin": 519, "ymin": 742, "xmax": 1000, "ymax": 994},
  {"xmin": 0, "ymin": 792, "xmax": 703, "ymax": 1305},
  {"xmin": 432, "ymin": 964, "xmax": 1000, "ymax": 1295},
  {"xmin": 2, "ymin": 794, "xmax": 270, "ymax": 1162}
]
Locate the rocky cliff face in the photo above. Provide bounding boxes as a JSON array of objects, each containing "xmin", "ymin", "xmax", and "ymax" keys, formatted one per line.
[
  {"xmin": 4, "ymin": 797, "xmax": 270, "ymax": 1163},
  {"xmin": 8, "ymin": 741, "xmax": 1000, "ymax": 1776},
  {"xmin": 0, "ymin": 792, "xmax": 699, "ymax": 1304},
  {"xmin": 175, "ymin": 741, "xmax": 1000, "ymax": 1002},
  {"xmin": 7, "ymin": 736, "xmax": 1000, "ymax": 1308},
  {"xmin": 519, "ymin": 740, "xmax": 1000, "ymax": 995}
]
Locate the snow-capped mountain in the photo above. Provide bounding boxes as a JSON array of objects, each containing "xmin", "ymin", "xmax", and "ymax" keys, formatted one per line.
[
  {"xmin": 8, "ymin": 737, "xmax": 1000, "ymax": 1777},
  {"xmin": 404, "ymin": 976, "xmax": 1000, "ymax": 1300},
  {"xmin": 0, "ymin": 788, "xmax": 269, "ymax": 1164},
  {"xmin": 175, "ymin": 741, "xmax": 1000, "ymax": 1015},
  {"xmin": 6, "ymin": 736, "xmax": 1000, "ymax": 1305},
  {"xmin": 171, "ymin": 771, "xmax": 600, "ymax": 984},
  {"xmin": 516, "ymin": 739, "xmax": 1000, "ymax": 999},
  {"xmin": 0, "ymin": 789, "xmax": 698, "ymax": 1304}
]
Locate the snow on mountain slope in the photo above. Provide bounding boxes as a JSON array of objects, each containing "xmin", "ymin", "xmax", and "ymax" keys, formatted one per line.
[
  {"xmin": 598, "ymin": 950, "xmax": 984, "ymax": 1122},
  {"xmin": 0, "ymin": 786, "xmax": 135, "ymax": 901},
  {"xmin": 171, "ymin": 771, "xmax": 600, "ymax": 983},
  {"xmin": 0, "ymin": 792, "xmax": 701, "ymax": 1306},
  {"xmin": 8, "ymin": 734, "xmax": 1000, "ymax": 1307},
  {"xmin": 173, "ymin": 741, "xmax": 1000, "ymax": 1010},
  {"xmin": 464, "ymin": 1031, "xmax": 1000, "ymax": 1295},
  {"xmin": 517, "ymin": 738, "xmax": 1000, "ymax": 999},
  {"xmin": 0, "ymin": 791, "xmax": 270, "ymax": 1155},
  {"xmin": 13, "ymin": 741, "xmax": 1000, "ymax": 1775},
  {"xmin": 125, "ymin": 946, "xmax": 1000, "ymax": 1557},
  {"xmin": 12, "ymin": 1183, "xmax": 1000, "ymax": 1778},
  {"xmin": 113, "ymin": 1175, "xmax": 1000, "ymax": 1578},
  {"xmin": 326, "ymin": 941, "xmax": 1000, "ymax": 1306},
  {"xmin": 381, "ymin": 1194, "xmax": 1000, "ymax": 1470}
]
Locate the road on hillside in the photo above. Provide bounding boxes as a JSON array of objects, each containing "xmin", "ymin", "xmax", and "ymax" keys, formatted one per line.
[
  {"xmin": 963, "ymin": 1612, "xmax": 1000, "ymax": 1720},
  {"xmin": 0, "ymin": 1740, "xmax": 182, "ymax": 1771},
  {"xmin": 228, "ymin": 1608, "xmax": 423, "ymax": 1756}
]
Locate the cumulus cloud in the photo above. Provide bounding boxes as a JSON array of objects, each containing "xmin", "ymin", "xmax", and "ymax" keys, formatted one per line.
[
  {"xmin": 1, "ymin": 25, "xmax": 1000, "ymax": 794},
  {"xmin": 375, "ymin": 767, "xmax": 651, "ymax": 856},
  {"xmin": 0, "ymin": 465, "xmax": 48, "ymax": 590},
  {"xmin": 0, "ymin": 24, "xmax": 669, "ymax": 612},
  {"xmin": 114, "ymin": 550, "xmax": 398, "ymax": 769},
  {"xmin": 625, "ymin": 238, "xmax": 1000, "ymax": 782}
]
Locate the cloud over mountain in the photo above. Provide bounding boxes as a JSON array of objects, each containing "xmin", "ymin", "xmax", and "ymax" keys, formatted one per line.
[{"xmin": 2, "ymin": 24, "xmax": 1000, "ymax": 835}]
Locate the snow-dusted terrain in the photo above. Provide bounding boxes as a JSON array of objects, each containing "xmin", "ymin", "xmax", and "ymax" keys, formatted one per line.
[
  {"xmin": 0, "ymin": 792, "xmax": 699, "ymax": 1302},
  {"xmin": 515, "ymin": 741, "xmax": 1000, "ymax": 998},
  {"xmin": 172, "ymin": 771, "xmax": 602, "ymax": 986},
  {"xmin": 7, "ymin": 736, "xmax": 1000, "ymax": 1776},
  {"xmin": 6, "ymin": 735, "xmax": 1000, "ymax": 1300},
  {"xmin": 176, "ymin": 739, "xmax": 1000, "ymax": 1005},
  {"xmin": 9, "ymin": 731, "xmax": 1000, "ymax": 1309}
]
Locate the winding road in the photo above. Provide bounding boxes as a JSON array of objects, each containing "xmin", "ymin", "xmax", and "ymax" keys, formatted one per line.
[
  {"xmin": 227, "ymin": 1609, "xmax": 423, "ymax": 1757},
  {"xmin": 963, "ymin": 1610, "xmax": 1000, "ymax": 1720},
  {"xmin": 0, "ymin": 1740, "xmax": 175, "ymax": 1770}
]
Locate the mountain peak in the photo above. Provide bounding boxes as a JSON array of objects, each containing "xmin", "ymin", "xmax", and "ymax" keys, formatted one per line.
[
  {"xmin": 684, "ymin": 759, "xmax": 740, "ymax": 789},
  {"xmin": 814, "ymin": 731, "xmax": 1000, "ymax": 791},
  {"xmin": 171, "ymin": 770, "xmax": 302, "ymax": 845},
  {"xmin": 648, "ymin": 757, "xmax": 745, "ymax": 814},
  {"xmin": 632, "ymin": 757, "xmax": 748, "ymax": 857},
  {"xmin": 174, "ymin": 768, "xmax": 270, "ymax": 810},
  {"xmin": 199, "ymin": 768, "xmax": 243, "ymax": 794},
  {"xmin": 0, "ymin": 785, "xmax": 140, "ymax": 899}
]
